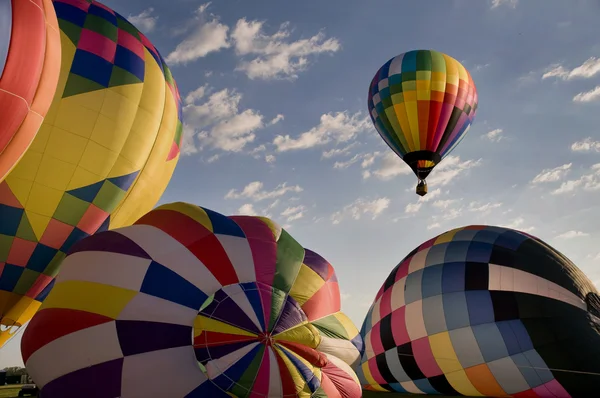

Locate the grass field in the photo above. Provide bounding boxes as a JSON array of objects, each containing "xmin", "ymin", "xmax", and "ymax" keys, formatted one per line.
[{"xmin": 0, "ymin": 385, "xmax": 23, "ymax": 398}]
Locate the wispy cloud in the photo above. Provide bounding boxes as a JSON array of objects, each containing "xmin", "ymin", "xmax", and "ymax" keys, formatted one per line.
[
  {"xmin": 165, "ymin": 4, "xmax": 230, "ymax": 65},
  {"xmin": 573, "ymin": 86, "xmax": 600, "ymax": 103},
  {"xmin": 552, "ymin": 163, "xmax": 600, "ymax": 195},
  {"xmin": 555, "ymin": 230, "xmax": 590, "ymax": 239},
  {"xmin": 181, "ymin": 87, "xmax": 271, "ymax": 154},
  {"xmin": 531, "ymin": 163, "xmax": 572, "ymax": 184},
  {"xmin": 482, "ymin": 128, "xmax": 504, "ymax": 142},
  {"xmin": 572, "ymin": 138, "xmax": 600, "ymax": 152},
  {"xmin": 490, "ymin": 0, "xmax": 518, "ymax": 9},
  {"xmin": 331, "ymin": 197, "xmax": 390, "ymax": 224},
  {"xmin": 273, "ymin": 111, "xmax": 370, "ymax": 151},
  {"xmin": 225, "ymin": 181, "xmax": 303, "ymax": 201},
  {"xmin": 128, "ymin": 8, "xmax": 158, "ymax": 33},
  {"xmin": 231, "ymin": 19, "xmax": 341, "ymax": 80},
  {"xmin": 542, "ymin": 57, "xmax": 600, "ymax": 81}
]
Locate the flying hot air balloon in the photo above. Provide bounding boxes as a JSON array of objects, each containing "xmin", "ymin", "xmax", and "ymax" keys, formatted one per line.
[
  {"xmin": 0, "ymin": 0, "xmax": 61, "ymax": 182},
  {"xmin": 0, "ymin": 0, "xmax": 183, "ymax": 349},
  {"xmin": 22, "ymin": 203, "xmax": 363, "ymax": 397},
  {"xmin": 368, "ymin": 49, "xmax": 478, "ymax": 196}
]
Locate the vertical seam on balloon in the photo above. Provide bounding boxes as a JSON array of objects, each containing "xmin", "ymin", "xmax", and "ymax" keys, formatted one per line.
[
  {"xmin": 384, "ymin": 55, "xmax": 410, "ymax": 156},
  {"xmin": 434, "ymin": 55, "xmax": 453, "ymax": 154},
  {"xmin": 431, "ymin": 51, "xmax": 447, "ymax": 154},
  {"xmin": 394, "ymin": 70, "xmax": 415, "ymax": 153},
  {"xmin": 108, "ymin": 56, "xmax": 170, "ymax": 225}
]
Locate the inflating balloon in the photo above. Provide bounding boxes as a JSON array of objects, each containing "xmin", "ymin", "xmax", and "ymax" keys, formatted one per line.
[
  {"xmin": 22, "ymin": 203, "xmax": 363, "ymax": 397},
  {"xmin": 357, "ymin": 225, "xmax": 600, "ymax": 398},
  {"xmin": 367, "ymin": 49, "xmax": 478, "ymax": 196},
  {"xmin": 0, "ymin": 0, "xmax": 61, "ymax": 182},
  {"xmin": 0, "ymin": 0, "xmax": 183, "ymax": 349}
]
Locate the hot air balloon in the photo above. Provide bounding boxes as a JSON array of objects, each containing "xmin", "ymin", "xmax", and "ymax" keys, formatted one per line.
[
  {"xmin": 22, "ymin": 203, "xmax": 363, "ymax": 398},
  {"xmin": 0, "ymin": 0, "xmax": 61, "ymax": 182},
  {"xmin": 357, "ymin": 225, "xmax": 600, "ymax": 398},
  {"xmin": 368, "ymin": 50, "xmax": 478, "ymax": 196},
  {"xmin": 0, "ymin": 0, "xmax": 183, "ymax": 349}
]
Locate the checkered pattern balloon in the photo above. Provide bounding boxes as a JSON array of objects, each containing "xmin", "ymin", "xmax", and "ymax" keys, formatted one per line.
[
  {"xmin": 0, "ymin": 0, "xmax": 182, "ymax": 348},
  {"xmin": 358, "ymin": 225, "xmax": 600, "ymax": 398},
  {"xmin": 22, "ymin": 202, "xmax": 363, "ymax": 398}
]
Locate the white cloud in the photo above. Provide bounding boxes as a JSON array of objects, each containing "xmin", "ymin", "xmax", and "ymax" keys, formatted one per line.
[
  {"xmin": 333, "ymin": 154, "xmax": 363, "ymax": 170},
  {"xmin": 237, "ymin": 203, "xmax": 258, "ymax": 216},
  {"xmin": 555, "ymin": 230, "xmax": 590, "ymax": 239},
  {"xmin": 573, "ymin": 86, "xmax": 600, "ymax": 103},
  {"xmin": 265, "ymin": 154, "xmax": 276, "ymax": 163},
  {"xmin": 491, "ymin": 0, "xmax": 518, "ymax": 9},
  {"xmin": 322, "ymin": 143, "xmax": 360, "ymax": 159},
  {"xmin": 426, "ymin": 156, "xmax": 482, "ymax": 187},
  {"xmin": 268, "ymin": 114, "xmax": 285, "ymax": 126},
  {"xmin": 205, "ymin": 154, "xmax": 220, "ymax": 163},
  {"xmin": 184, "ymin": 84, "xmax": 209, "ymax": 105},
  {"xmin": 183, "ymin": 88, "xmax": 270, "ymax": 153},
  {"xmin": 405, "ymin": 202, "xmax": 422, "ymax": 214},
  {"xmin": 552, "ymin": 163, "xmax": 600, "ymax": 194},
  {"xmin": 499, "ymin": 217, "xmax": 536, "ymax": 233},
  {"xmin": 165, "ymin": 4, "xmax": 229, "ymax": 65},
  {"xmin": 273, "ymin": 111, "xmax": 370, "ymax": 151},
  {"xmin": 542, "ymin": 57, "xmax": 600, "ymax": 80},
  {"xmin": 128, "ymin": 8, "xmax": 158, "ymax": 33},
  {"xmin": 330, "ymin": 197, "xmax": 390, "ymax": 224},
  {"xmin": 225, "ymin": 181, "xmax": 303, "ymax": 202},
  {"xmin": 365, "ymin": 152, "xmax": 412, "ymax": 180},
  {"xmin": 363, "ymin": 154, "xmax": 480, "ymax": 186},
  {"xmin": 281, "ymin": 205, "xmax": 306, "ymax": 222},
  {"xmin": 427, "ymin": 222, "xmax": 441, "ymax": 230},
  {"xmin": 531, "ymin": 163, "xmax": 571, "ymax": 184},
  {"xmin": 231, "ymin": 19, "xmax": 341, "ymax": 80},
  {"xmin": 469, "ymin": 202, "xmax": 503, "ymax": 212},
  {"xmin": 419, "ymin": 188, "xmax": 442, "ymax": 202},
  {"xmin": 572, "ymin": 138, "xmax": 600, "ymax": 152},
  {"xmin": 432, "ymin": 199, "xmax": 458, "ymax": 210},
  {"xmin": 483, "ymin": 128, "xmax": 504, "ymax": 142}
]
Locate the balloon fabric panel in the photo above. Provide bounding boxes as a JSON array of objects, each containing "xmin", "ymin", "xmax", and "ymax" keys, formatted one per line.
[
  {"xmin": 357, "ymin": 225, "xmax": 600, "ymax": 398},
  {"xmin": 21, "ymin": 203, "xmax": 363, "ymax": 397},
  {"xmin": 0, "ymin": 0, "xmax": 182, "ymax": 350},
  {"xmin": 0, "ymin": 0, "xmax": 61, "ymax": 183}
]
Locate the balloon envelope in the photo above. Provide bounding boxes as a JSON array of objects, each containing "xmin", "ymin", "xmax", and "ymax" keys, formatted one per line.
[
  {"xmin": 358, "ymin": 225, "xmax": 600, "ymax": 397},
  {"xmin": 0, "ymin": 0, "xmax": 61, "ymax": 182},
  {"xmin": 368, "ymin": 49, "xmax": 478, "ymax": 192},
  {"xmin": 0, "ymin": 0, "xmax": 182, "ymax": 349},
  {"xmin": 22, "ymin": 202, "xmax": 363, "ymax": 398}
]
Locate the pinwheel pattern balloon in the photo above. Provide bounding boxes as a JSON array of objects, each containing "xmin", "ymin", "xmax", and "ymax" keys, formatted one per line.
[
  {"xmin": 0, "ymin": 0, "xmax": 61, "ymax": 182},
  {"xmin": 368, "ymin": 49, "xmax": 478, "ymax": 196},
  {"xmin": 22, "ymin": 203, "xmax": 363, "ymax": 398},
  {"xmin": 358, "ymin": 225, "xmax": 600, "ymax": 398},
  {"xmin": 0, "ymin": 0, "xmax": 182, "ymax": 347}
]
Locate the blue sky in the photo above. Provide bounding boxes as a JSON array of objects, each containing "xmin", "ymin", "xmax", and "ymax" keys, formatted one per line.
[{"xmin": 2, "ymin": 0, "xmax": 600, "ymax": 367}]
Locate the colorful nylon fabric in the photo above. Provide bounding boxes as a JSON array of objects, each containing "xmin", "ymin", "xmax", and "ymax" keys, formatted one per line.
[
  {"xmin": 0, "ymin": 0, "xmax": 182, "ymax": 348},
  {"xmin": 21, "ymin": 202, "xmax": 363, "ymax": 397},
  {"xmin": 357, "ymin": 225, "xmax": 600, "ymax": 398},
  {"xmin": 367, "ymin": 49, "xmax": 478, "ymax": 176},
  {"xmin": 0, "ymin": 0, "xmax": 61, "ymax": 183}
]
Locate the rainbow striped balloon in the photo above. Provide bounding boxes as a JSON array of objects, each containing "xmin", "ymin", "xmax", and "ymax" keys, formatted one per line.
[
  {"xmin": 368, "ymin": 49, "xmax": 478, "ymax": 195},
  {"xmin": 22, "ymin": 202, "xmax": 363, "ymax": 397}
]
